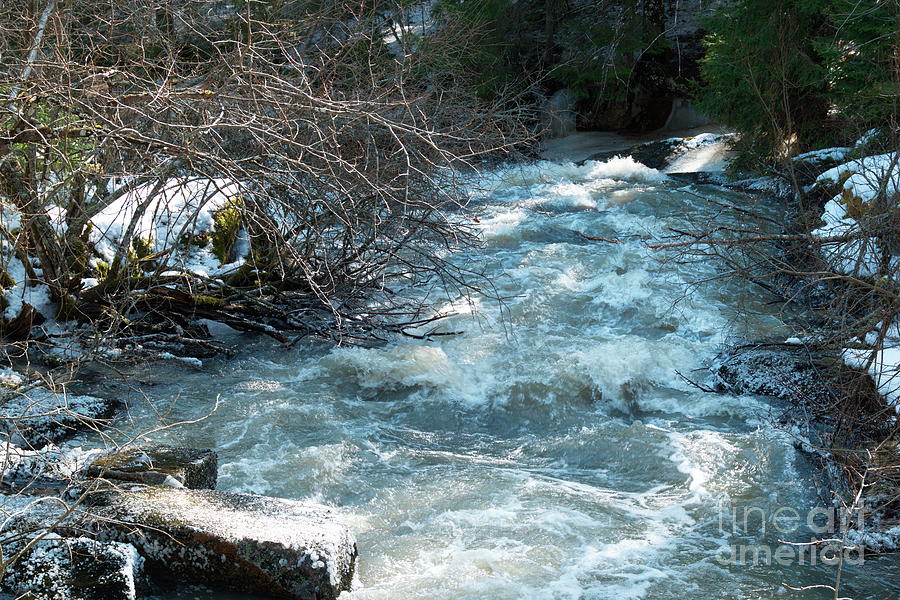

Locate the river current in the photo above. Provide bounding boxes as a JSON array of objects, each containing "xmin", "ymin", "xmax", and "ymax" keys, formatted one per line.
[{"xmin": 118, "ymin": 155, "xmax": 899, "ymax": 598}]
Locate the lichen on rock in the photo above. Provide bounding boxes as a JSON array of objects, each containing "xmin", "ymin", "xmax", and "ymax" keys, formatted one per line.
[{"xmin": 89, "ymin": 487, "xmax": 357, "ymax": 600}]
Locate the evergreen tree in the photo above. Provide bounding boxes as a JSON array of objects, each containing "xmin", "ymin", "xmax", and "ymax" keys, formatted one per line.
[
  {"xmin": 699, "ymin": 0, "xmax": 898, "ymax": 160},
  {"xmin": 698, "ymin": 0, "xmax": 831, "ymax": 158}
]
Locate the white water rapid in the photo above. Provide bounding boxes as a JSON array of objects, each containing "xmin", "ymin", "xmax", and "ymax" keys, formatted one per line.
[{"xmin": 115, "ymin": 155, "xmax": 899, "ymax": 599}]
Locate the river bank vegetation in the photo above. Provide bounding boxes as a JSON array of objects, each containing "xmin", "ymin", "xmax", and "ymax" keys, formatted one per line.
[
  {"xmin": 0, "ymin": 0, "xmax": 532, "ymax": 359},
  {"xmin": 1, "ymin": 1, "xmax": 895, "ymax": 357}
]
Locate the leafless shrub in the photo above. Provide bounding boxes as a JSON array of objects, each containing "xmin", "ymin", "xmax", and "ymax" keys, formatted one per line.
[
  {"xmin": 0, "ymin": 1, "xmax": 536, "ymax": 586},
  {"xmin": 647, "ymin": 123, "xmax": 900, "ymax": 559},
  {"xmin": 0, "ymin": 0, "xmax": 535, "ymax": 356}
]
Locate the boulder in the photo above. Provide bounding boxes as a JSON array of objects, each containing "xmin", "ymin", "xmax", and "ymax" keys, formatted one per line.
[
  {"xmin": 90, "ymin": 487, "xmax": 357, "ymax": 600},
  {"xmin": 1, "ymin": 443, "xmax": 105, "ymax": 493},
  {"xmin": 0, "ymin": 387, "xmax": 119, "ymax": 448},
  {"xmin": 0, "ymin": 493, "xmax": 70, "ymax": 537},
  {"xmin": 2, "ymin": 536, "xmax": 143, "ymax": 600},
  {"xmin": 712, "ymin": 343, "xmax": 831, "ymax": 402},
  {"xmin": 88, "ymin": 445, "xmax": 217, "ymax": 489}
]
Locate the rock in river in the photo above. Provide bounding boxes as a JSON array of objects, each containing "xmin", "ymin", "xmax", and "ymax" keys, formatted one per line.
[
  {"xmin": 0, "ymin": 387, "xmax": 119, "ymax": 448},
  {"xmin": 90, "ymin": 487, "xmax": 357, "ymax": 600},
  {"xmin": 712, "ymin": 342, "xmax": 831, "ymax": 402},
  {"xmin": 1, "ymin": 536, "xmax": 144, "ymax": 600},
  {"xmin": 87, "ymin": 445, "xmax": 217, "ymax": 489}
]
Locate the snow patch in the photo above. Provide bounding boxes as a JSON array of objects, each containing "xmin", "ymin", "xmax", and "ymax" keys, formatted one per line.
[
  {"xmin": 843, "ymin": 345, "xmax": 900, "ymax": 410},
  {"xmin": 811, "ymin": 152, "xmax": 900, "ymax": 276},
  {"xmin": 792, "ymin": 147, "xmax": 852, "ymax": 164}
]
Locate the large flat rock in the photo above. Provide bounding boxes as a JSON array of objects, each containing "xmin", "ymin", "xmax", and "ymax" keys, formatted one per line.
[{"xmin": 91, "ymin": 487, "xmax": 357, "ymax": 600}]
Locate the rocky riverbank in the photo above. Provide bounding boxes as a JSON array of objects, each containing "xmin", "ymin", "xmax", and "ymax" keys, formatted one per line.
[{"xmin": 0, "ymin": 390, "xmax": 358, "ymax": 600}]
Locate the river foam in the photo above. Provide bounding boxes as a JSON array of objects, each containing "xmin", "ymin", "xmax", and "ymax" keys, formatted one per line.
[{"xmin": 122, "ymin": 154, "xmax": 899, "ymax": 600}]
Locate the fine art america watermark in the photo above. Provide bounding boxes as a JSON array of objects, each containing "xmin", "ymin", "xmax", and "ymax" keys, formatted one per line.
[{"xmin": 715, "ymin": 502, "xmax": 866, "ymax": 566}]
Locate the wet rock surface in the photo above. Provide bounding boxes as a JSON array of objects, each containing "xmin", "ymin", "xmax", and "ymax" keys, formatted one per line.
[
  {"xmin": 0, "ymin": 440, "xmax": 357, "ymax": 600},
  {"xmin": 87, "ymin": 445, "xmax": 217, "ymax": 489},
  {"xmin": 90, "ymin": 487, "xmax": 357, "ymax": 600}
]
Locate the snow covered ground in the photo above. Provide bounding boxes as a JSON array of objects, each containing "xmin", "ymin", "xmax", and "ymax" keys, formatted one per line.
[
  {"xmin": 89, "ymin": 177, "xmax": 248, "ymax": 277},
  {"xmin": 800, "ymin": 134, "xmax": 900, "ymax": 412},
  {"xmin": 1, "ymin": 176, "xmax": 251, "ymax": 330},
  {"xmin": 810, "ymin": 151, "xmax": 900, "ymax": 276}
]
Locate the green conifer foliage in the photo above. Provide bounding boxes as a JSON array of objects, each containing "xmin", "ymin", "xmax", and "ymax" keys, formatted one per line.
[{"xmin": 699, "ymin": 0, "xmax": 898, "ymax": 160}]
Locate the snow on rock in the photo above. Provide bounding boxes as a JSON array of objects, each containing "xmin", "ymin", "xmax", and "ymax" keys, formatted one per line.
[
  {"xmin": 0, "ymin": 387, "xmax": 120, "ymax": 447},
  {"xmin": 0, "ymin": 368, "xmax": 25, "ymax": 389},
  {"xmin": 1, "ymin": 256, "xmax": 55, "ymax": 322},
  {"xmin": 729, "ymin": 175, "xmax": 794, "ymax": 200},
  {"xmin": 811, "ymin": 202, "xmax": 878, "ymax": 275},
  {"xmin": 846, "ymin": 523, "xmax": 900, "ymax": 553},
  {"xmin": 1, "ymin": 536, "xmax": 144, "ymax": 600},
  {"xmin": 792, "ymin": 146, "xmax": 852, "ymax": 164},
  {"xmin": 1, "ymin": 443, "xmax": 105, "ymax": 485},
  {"xmin": 810, "ymin": 152, "xmax": 900, "ymax": 276},
  {"xmin": 91, "ymin": 487, "xmax": 357, "ymax": 600},
  {"xmin": 711, "ymin": 343, "xmax": 831, "ymax": 402},
  {"xmin": 87, "ymin": 445, "xmax": 218, "ymax": 490},
  {"xmin": 155, "ymin": 352, "xmax": 204, "ymax": 368},
  {"xmin": 804, "ymin": 145, "xmax": 900, "ymax": 412},
  {"xmin": 815, "ymin": 152, "xmax": 900, "ymax": 202},
  {"xmin": 843, "ymin": 345, "xmax": 900, "ymax": 411},
  {"xmin": 1, "ymin": 202, "xmax": 56, "ymax": 323}
]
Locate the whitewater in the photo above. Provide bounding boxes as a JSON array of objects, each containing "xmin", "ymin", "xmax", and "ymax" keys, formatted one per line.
[{"xmin": 110, "ymin": 154, "xmax": 899, "ymax": 599}]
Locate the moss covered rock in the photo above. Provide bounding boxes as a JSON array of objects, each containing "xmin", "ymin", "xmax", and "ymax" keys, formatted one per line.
[
  {"xmin": 91, "ymin": 487, "xmax": 357, "ymax": 600},
  {"xmin": 88, "ymin": 445, "xmax": 217, "ymax": 489},
  {"xmin": 212, "ymin": 197, "xmax": 243, "ymax": 264}
]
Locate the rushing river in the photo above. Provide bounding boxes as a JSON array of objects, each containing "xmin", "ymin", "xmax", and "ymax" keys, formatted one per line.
[{"xmin": 114, "ymin": 155, "xmax": 899, "ymax": 598}]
